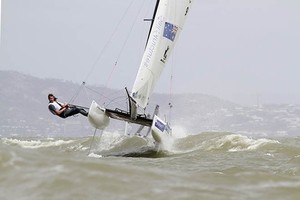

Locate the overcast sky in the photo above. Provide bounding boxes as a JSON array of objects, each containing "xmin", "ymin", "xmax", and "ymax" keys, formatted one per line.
[{"xmin": 0, "ymin": 0, "xmax": 299, "ymax": 105}]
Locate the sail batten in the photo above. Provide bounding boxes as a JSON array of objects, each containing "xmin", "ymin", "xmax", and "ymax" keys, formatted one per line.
[{"xmin": 131, "ymin": 0, "xmax": 193, "ymax": 109}]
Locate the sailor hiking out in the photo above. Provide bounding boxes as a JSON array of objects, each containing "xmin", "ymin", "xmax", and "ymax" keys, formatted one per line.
[{"xmin": 48, "ymin": 94, "xmax": 88, "ymax": 118}]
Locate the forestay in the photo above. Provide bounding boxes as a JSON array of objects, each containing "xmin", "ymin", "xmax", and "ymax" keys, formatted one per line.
[{"xmin": 131, "ymin": 0, "xmax": 193, "ymax": 108}]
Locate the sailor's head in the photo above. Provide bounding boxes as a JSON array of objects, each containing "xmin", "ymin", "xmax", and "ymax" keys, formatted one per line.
[{"xmin": 48, "ymin": 93, "xmax": 57, "ymax": 102}]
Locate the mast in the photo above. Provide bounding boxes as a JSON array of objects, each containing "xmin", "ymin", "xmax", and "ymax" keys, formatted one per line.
[{"xmin": 145, "ymin": 0, "xmax": 160, "ymax": 47}]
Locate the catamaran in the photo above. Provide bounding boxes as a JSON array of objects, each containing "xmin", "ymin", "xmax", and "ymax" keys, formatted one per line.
[{"xmin": 88, "ymin": 0, "xmax": 193, "ymax": 144}]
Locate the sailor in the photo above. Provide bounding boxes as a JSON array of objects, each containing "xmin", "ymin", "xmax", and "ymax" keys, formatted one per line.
[{"xmin": 48, "ymin": 93, "xmax": 88, "ymax": 118}]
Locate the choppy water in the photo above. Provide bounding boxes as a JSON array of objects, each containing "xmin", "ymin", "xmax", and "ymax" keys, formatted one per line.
[{"xmin": 1, "ymin": 132, "xmax": 300, "ymax": 200}]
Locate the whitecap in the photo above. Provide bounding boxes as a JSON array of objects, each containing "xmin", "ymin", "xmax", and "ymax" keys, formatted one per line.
[
  {"xmin": 88, "ymin": 153, "xmax": 103, "ymax": 158},
  {"xmin": 203, "ymin": 134, "xmax": 280, "ymax": 152},
  {"xmin": 2, "ymin": 138, "xmax": 75, "ymax": 149}
]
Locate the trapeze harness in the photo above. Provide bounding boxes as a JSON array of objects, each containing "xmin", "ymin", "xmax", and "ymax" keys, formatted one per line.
[{"xmin": 48, "ymin": 101, "xmax": 65, "ymax": 118}]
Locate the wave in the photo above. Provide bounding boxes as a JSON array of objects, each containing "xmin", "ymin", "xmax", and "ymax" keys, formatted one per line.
[
  {"xmin": 0, "ymin": 132, "xmax": 163, "ymax": 158},
  {"xmin": 88, "ymin": 132, "xmax": 168, "ymax": 157},
  {"xmin": 1, "ymin": 138, "xmax": 77, "ymax": 149},
  {"xmin": 172, "ymin": 132, "xmax": 281, "ymax": 153},
  {"xmin": 1, "ymin": 132, "xmax": 299, "ymax": 158}
]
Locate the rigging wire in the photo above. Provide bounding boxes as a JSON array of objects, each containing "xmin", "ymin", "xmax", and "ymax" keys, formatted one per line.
[
  {"xmin": 68, "ymin": 0, "xmax": 158, "ymax": 114},
  {"xmin": 168, "ymin": 47, "xmax": 176, "ymax": 124},
  {"xmin": 68, "ymin": 81, "xmax": 86, "ymax": 104},
  {"xmin": 68, "ymin": 0, "xmax": 136, "ymax": 104},
  {"xmin": 99, "ymin": 0, "xmax": 149, "ymax": 104},
  {"xmin": 84, "ymin": 86, "xmax": 127, "ymax": 110},
  {"xmin": 83, "ymin": 0, "xmax": 136, "ymax": 83},
  {"xmin": 138, "ymin": 0, "xmax": 153, "ymax": 52},
  {"xmin": 116, "ymin": 0, "xmax": 148, "ymax": 64}
]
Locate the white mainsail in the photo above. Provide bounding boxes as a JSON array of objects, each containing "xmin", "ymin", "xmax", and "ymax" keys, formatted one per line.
[{"xmin": 131, "ymin": 0, "xmax": 193, "ymax": 108}]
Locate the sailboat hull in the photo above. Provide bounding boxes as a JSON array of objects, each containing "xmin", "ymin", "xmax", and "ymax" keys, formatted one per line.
[
  {"xmin": 88, "ymin": 101, "xmax": 110, "ymax": 130},
  {"xmin": 151, "ymin": 115, "xmax": 172, "ymax": 143}
]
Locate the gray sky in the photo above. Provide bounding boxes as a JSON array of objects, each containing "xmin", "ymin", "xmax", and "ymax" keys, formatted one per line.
[
  {"xmin": 0, "ymin": 0, "xmax": 1, "ymax": 40},
  {"xmin": 1, "ymin": 0, "xmax": 300, "ymax": 105}
]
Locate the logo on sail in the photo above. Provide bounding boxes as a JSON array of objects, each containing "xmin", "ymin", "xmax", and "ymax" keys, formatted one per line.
[
  {"xmin": 160, "ymin": 46, "xmax": 170, "ymax": 64},
  {"xmin": 163, "ymin": 22, "xmax": 178, "ymax": 42},
  {"xmin": 155, "ymin": 119, "xmax": 165, "ymax": 132}
]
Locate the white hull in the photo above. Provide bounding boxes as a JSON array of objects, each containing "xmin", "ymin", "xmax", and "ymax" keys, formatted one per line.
[
  {"xmin": 88, "ymin": 101, "xmax": 110, "ymax": 130},
  {"xmin": 151, "ymin": 115, "xmax": 172, "ymax": 144},
  {"xmin": 88, "ymin": 100, "xmax": 171, "ymax": 144}
]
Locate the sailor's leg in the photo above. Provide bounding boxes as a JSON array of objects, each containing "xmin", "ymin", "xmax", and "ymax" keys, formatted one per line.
[
  {"xmin": 79, "ymin": 109, "xmax": 88, "ymax": 117},
  {"xmin": 63, "ymin": 108, "xmax": 80, "ymax": 118},
  {"xmin": 63, "ymin": 107, "xmax": 88, "ymax": 118}
]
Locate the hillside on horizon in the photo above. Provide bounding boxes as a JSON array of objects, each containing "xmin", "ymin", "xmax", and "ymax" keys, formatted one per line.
[{"xmin": 1, "ymin": 70, "xmax": 300, "ymax": 137}]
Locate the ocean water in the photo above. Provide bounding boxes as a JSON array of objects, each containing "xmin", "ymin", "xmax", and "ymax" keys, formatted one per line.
[{"xmin": 0, "ymin": 132, "xmax": 300, "ymax": 200}]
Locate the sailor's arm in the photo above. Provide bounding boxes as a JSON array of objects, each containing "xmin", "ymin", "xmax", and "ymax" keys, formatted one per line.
[
  {"xmin": 58, "ymin": 102, "xmax": 69, "ymax": 108},
  {"xmin": 55, "ymin": 107, "xmax": 67, "ymax": 116}
]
